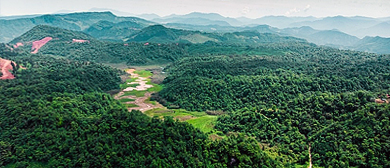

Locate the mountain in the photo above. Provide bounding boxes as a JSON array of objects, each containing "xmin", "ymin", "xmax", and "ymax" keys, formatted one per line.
[
  {"xmin": 220, "ymin": 31, "xmax": 307, "ymax": 44},
  {"xmin": 126, "ymin": 25, "xmax": 307, "ymax": 44},
  {"xmin": 88, "ymin": 8, "xmax": 136, "ymax": 16},
  {"xmin": 352, "ymin": 36, "xmax": 390, "ymax": 54},
  {"xmin": 84, "ymin": 20, "xmax": 144, "ymax": 41},
  {"xmin": 126, "ymin": 25, "xmax": 213, "ymax": 43},
  {"xmin": 248, "ymin": 16, "xmax": 318, "ymax": 28},
  {"xmin": 153, "ymin": 12, "xmax": 242, "ymax": 26},
  {"xmin": 0, "ymin": 11, "xmax": 153, "ymax": 43},
  {"xmin": 165, "ymin": 23, "xmax": 241, "ymax": 33},
  {"xmin": 153, "ymin": 17, "xmax": 231, "ymax": 27},
  {"xmin": 289, "ymin": 16, "xmax": 380, "ymax": 38},
  {"xmin": 0, "ymin": 14, "xmax": 42, "ymax": 20},
  {"xmin": 280, "ymin": 26, "xmax": 360, "ymax": 47},
  {"xmin": 11, "ymin": 25, "xmax": 94, "ymax": 43},
  {"xmin": 245, "ymin": 25, "xmax": 280, "ymax": 34},
  {"xmin": 353, "ymin": 22, "xmax": 390, "ymax": 38},
  {"xmin": 307, "ymin": 30, "xmax": 360, "ymax": 46},
  {"xmin": 137, "ymin": 13, "xmax": 161, "ymax": 20}
]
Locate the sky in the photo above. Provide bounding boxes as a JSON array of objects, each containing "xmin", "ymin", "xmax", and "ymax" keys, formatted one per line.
[{"xmin": 1, "ymin": 0, "xmax": 390, "ymax": 18}]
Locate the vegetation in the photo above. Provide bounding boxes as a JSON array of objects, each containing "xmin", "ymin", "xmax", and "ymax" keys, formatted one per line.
[
  {"xmin": 144, "ymin": 108, "xmax": 218, "ymax": 133},
  {"xmin": 0, "ymin": 51, "xmax": 288, "ymax": 167},
  {"xmin": 3, "ymin": 14, "xmax": 390, "ymax": 167},
  {"xmin": 10, "ymin": 25, "xmax": 303, "ymax": 65},
  {"xmin": 156, "ymin": 44, "xmax": 390, "ymax": 166}
]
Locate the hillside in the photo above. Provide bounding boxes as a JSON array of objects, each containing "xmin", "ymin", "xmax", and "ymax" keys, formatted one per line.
[
  {"xmin": 127, "ymin": 25, "xmax": 306, "ymax": 44},
  {"xmin": 153, "ymin": 12, "xmax": 241, "ymax": 26},
  {"xmin": 3, "ymin": 11, "xmax": 390, "ymax": 167},
  {"xmin": 280, "ymin": 27, "xmax": 360, "ymax": 47},
  {"xmin": 84, "ymin": 20, "xmax": 144, "ymax": 41},
  {"xmin": 0, "ymin": 50, "xmax": 287, "ymax": 167},
  {"xmin": 156, "ymin": 47, "xmax": 390, "ymax": 167},
  {"xmin": 352, "ymin": 36, "xmax": 390, "ymax": 54},
  {"xmin": 353, "ymin": 22, "xmax": 390, "ymax": 38},
  {"xmin": 0, "ymin": 11, "xmax": 152, "ymax": 43},
  {"xmin": 11, "ymin": 25, "xmax": 94, "ymax": 43}
]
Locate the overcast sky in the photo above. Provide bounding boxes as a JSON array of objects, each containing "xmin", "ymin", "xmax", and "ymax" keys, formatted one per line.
[{"xmin": 1, "ymin": 0, "xmax": 390, "ymax": 18}]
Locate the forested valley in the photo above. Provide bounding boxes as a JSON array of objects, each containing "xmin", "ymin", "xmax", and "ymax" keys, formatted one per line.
[
  {"xmin": 156, "ymin": 43, "xmax": 390, "ymax": 167},
  {"xmin": 1, "ymin": 18, "xmax": 390, "ymax": 168},
  {"xmin": 0, "ymin": 44, "xmax": 286, "ymax": 167}
]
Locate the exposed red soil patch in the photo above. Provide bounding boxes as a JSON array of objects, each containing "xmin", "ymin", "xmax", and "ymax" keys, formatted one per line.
[
  {"xmin": 209, "ymin": 134, "xmax": 224, "ymax": 141},
  {"xmin": 13, "ymin": 42, "xmax": 24, "ymax": 49},
  {"xmin": 72, "ymin": 39, "xmax": 90, "ymax": 43},
  {"xmin": 375, "ymin": 99, "xmax": 389, "ymax": 104},
  {"xmin": 5, "ymin": 44, "xmax": 14, "ymax": 51},
  {"xmin": 0, "ymin": 58, "xmax": 24, "ymax": 80},
  {"xmin": 31, "ymin": 37, "xmax": 52, "ymax": 54}
]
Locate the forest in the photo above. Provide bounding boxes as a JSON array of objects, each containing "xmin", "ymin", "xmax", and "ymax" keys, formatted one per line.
[
  {"xmin": 0, "ymin": 48, "xmax": 288, "ymax": 167},
  {"xmin": 1, "ymin": 22, "xmax": 390, "ymax": 167},
  {"xmin": 156, "ymin": 44, "xmax": 390, "ymax": 167}
]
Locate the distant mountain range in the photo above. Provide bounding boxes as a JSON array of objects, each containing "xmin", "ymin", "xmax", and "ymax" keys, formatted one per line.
[
  {"xmin": 0, "ymin": 12, "xmax": 153, "ymax": 43},
  {"xmin": 1, "ymin": 11, "xmax": 390, "ymax": 54},
  {"xmin": 126, "ymin": 25, "xmax": 306, "ymax": 44},
  {"xmin": 149, "ymin": 12, "xmax": 390, "ymax": 38}
]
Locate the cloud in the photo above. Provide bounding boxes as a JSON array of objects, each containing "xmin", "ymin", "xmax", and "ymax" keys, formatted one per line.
[
  {"xmin": 285, "ymin": 4, "xmax": 311, "ymax": 15},
  {"xmin": 304, "ymin": 4, "xmax": 311, "ymax": 12},
  {"xmin": 241, "ymin": 6, "xmax": 250, "ymax": 15}
]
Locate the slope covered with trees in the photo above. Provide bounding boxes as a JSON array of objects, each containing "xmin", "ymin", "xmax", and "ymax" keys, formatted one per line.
[
  {"xmin": 156, "ymin": 43, "xmax": 390, "ymax": 167},
  {"xmin": 84, "ymin": 20, "xmax": 144, "ymax": 42},
  {"xmin": 8, "ymin": 25, "xmax": 306, "ymax": 65},
  {"xmin": 0, "ymin": 11, "xmax": 152, "ymax": 43},
  {"xmin": 0, "ymin": 50, "xmax": 288, "ymax": 167}
]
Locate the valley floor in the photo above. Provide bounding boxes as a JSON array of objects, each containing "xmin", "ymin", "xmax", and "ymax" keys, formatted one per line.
[{"xmin": 114, "ymin": 68, "xmax": 163, "ymax": 112}]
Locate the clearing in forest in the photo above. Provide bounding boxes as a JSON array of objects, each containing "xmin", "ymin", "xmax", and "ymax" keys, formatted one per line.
[
  {"xmin": 114, "ymin": 67, "xmax": 223, "ymax": 139},
  {"xmin": 114, "ymin": 69, "xmax": 163, "ymax": 112},
  {"xmin": 0, "ymin": 58, "xmax": 25, "ymax": 80}
]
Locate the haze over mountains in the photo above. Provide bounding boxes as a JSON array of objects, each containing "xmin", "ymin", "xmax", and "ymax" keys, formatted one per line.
[{"xmin": 1, "ymin": 11, "xmax": 390, "ymax": 54}]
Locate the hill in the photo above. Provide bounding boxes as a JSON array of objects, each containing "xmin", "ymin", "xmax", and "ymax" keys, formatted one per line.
[
  {"xmin": 307, "ymin": 30, "xmax": 360, "ymax": 46},
  {"xmin": 127, "ymin": 25, "xmax": 307, "ymax": 44},
  {"xmin": 8, "ymin": 25, "xmax": 190, "ymax": 64},
  {"xmin": 352, "ymin": 36, "xmax": 390, "ymax": 54},
  {"xmin": 0, "ymin": 51, "xmax": 285, "ymax": 167},
  {"xmin": 289, "ymin": 16, "xmax": 381, "ymax": 38},
  {"xmin": 0, "ymin": 11, "xmax": 152, "ymax": 43},
  {"xmin": 156, "ymin": 47, "xmax": 390, "ymax": 167},
  {"xmin": 84, "ymin": 20, "xmax": 144, "ymax": 41},
  {"xmin": 11, "ymin": 25, "xmax": 94, "ymax": 43},
  {"xmin": 353, "ymin": 22, "xmax": 390, "ymax": 38},
  {"xmin": 126, "ymin": 25, "xmax": 201, "ymax": 43},
  {"xmin": 9, "ymin": 25, "xmax": 94, "ymax": 54},
  {"xmin": 153, "ymin": 12, "xmax": 242, "ymax": 26}
]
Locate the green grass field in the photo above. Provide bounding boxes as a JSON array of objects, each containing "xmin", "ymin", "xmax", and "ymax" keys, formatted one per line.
[
  {"xmin": 125, "ymin": 104, "xmax": 139, "ymax": 108},
  {"xmin": 145, "ymin": 108, "xmax": 218, "ymax": 133},
  {"xmin": 120, "ymin": 78, "xmax": 137, "ymax": 89},
  {"xmin": 118, "ymin": 98, "xmax": 135, "ymax": 103},
  {"xmin": 146, "ymin": 79, "xmax": 163, "ymax": 92},
  {"xmin": 144, "ymin": 97, "xmax": 157, "ymax": 105},
  {"xmin": 134, "ymin": 70, "xmax": 153, "ymax": 78},
  {"xmin": 186, "ymin": 116, "xmax": 218, "ymax": 133},
  {"xmin": 121, "ymin": 90, "xmax": 147, "ymax": 97}
]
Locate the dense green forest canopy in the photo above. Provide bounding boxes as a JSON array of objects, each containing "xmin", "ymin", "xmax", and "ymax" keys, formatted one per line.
[
  {"xmin": 2, "ymin": 21, "xmax": 390, "ymax": 167},
  {"xmin": 156, "ymin": 45, "xmax": 390, "ymax": 167},
  {"xmin": 9, "ymin": 25, "xmax": 308, "ymax": 65},
  {"xmin": 0, "ymin": 50, "xmax": 288, "ymax": 167}
]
